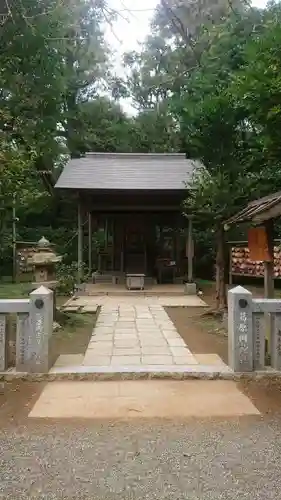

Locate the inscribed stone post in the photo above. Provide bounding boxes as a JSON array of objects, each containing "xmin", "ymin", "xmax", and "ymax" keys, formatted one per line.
[
  {"xmin": 228, "ymin": 286, "xmax": 253, "ymax": 372},
  {"xmin": 16, "ymin": 313, "xmax": 30, "ymax": 372},
  {"xmin": 0, "ymin": 314, "xmax": 6, "ymax": 371},
  {"xmin": 271, "ymin": 312, "xmax": 281, "ymax": 370},
  {"xmin": 253, "ymin": 312, "xmax": 265, "ymax": 370},
  {"xmin": 29, "ymin": 286, "xmax": 53, "ymax": 373}
]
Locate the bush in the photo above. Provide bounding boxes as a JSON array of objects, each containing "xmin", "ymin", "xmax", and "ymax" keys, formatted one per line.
[{"xmin": 56, "ymin": 261, "xmax": 89, "ymax": 296}]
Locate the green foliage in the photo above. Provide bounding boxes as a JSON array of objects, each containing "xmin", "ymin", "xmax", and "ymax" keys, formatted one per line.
[
  {"xmin": 151, "ymin": 3, "xmax": 272, "ymax": 306},
  {"xmin": 78, "ymin": 98, "xmax": 134, "ymax": 152},
  {"xmin": 0, "ymin": 0, "xmax": 108, "ymax": 160},
  {"xmin": 173, "ymin": 8, "xmax": 267, "ymax": 228},
  {"xmin": 3, "ymin": 0, "xmax": 281, "ymax": 304},
  {"xmin": 230, "ymin": 3, "xmax": 281, "ymax": 180},
  {"xmin": 131, "ymin": 106, "xmax": 180, "ymax": 152},
  {"xmin": 56, "ymin": 261, "xmax": 89, "ymax": 296},
  {"xmin": 0, "ymin": 0, "xmax": 68, "ymax": 157},
  {"xmin": 0, "ymin": 0, "xmax": 110, "ymax": 272}
]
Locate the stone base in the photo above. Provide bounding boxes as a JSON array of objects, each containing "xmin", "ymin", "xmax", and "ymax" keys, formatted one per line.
[
  {"xmin": 184, "ymin": 282, "xmax": 197, "ymax": 295},
  {"xmin": 5, "ymin": 367, "xmax": 281, "ymax": 382}
]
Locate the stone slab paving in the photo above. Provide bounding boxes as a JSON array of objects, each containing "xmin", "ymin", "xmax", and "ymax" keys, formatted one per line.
[
  {"xmin": 28, "ymin": 380, "xmax": 259, "ymax": 418},
  {"xmin": 82, "ymin": 304, "xmax": 228, "ymax": 373},
  {"xmin": 63, "ymin": 294, "xmax": 207, "ymax": 309}
]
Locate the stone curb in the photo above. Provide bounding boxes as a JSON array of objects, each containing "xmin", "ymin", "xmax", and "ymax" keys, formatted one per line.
[{"xmin": 1, "ymin": 370, "xmax": 281, "ymax": 382}]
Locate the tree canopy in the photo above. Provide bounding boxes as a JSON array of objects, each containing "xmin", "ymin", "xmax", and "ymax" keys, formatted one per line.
[{"xmin": 2, "ymin": 0, "xmax": 281, "ymax": 306}]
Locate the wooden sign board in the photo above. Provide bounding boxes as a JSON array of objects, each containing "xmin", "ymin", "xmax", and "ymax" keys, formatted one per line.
[
  {"xmin": 16, "ymin": 246, "xmax": 37, "ymax": 274},
  {"xmin": 248, "ymin": 227, "xmax": 272, "ymax": 262}
]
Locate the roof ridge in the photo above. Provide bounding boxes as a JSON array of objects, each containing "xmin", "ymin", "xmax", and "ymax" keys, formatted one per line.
[{"xmin": 84, "ymin": 152, "xmax": 186, "ymax": 159}]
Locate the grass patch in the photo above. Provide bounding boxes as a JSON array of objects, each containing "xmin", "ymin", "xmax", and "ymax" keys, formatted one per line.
[
  {"xmin": 197, "ymin": 279, "xmax": 215, "ymax": 286},
  {"xmin": 0, "ymin": 282, "xmax": 30, "ymax": 299},
  {"xmin": 0, "ymin": 282, "xmax": 69, "ymax": 305},
  {"xmin": 50, "ymin": 311, "xmax": 97, "ymax": 366}
]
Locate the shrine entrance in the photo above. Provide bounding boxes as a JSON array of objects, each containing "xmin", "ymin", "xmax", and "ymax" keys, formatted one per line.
[
  {"xmin": 90, "ymin": 212, "xmax": 191, "ymax": 283},
  {"xmin": 55, "ymin": 152, "xmax": 198, "ymax": 286},
  {"xmin": 124, "ymin": 217, "xmax": 147, "ymax": 274}
]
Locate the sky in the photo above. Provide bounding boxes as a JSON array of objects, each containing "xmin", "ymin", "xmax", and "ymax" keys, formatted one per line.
[
  {"xmin": 106, "ymin": 0, "xmax": 157, "ymax": 61},
  {"xmin": 106, "ymin": 0, "xmax": 268, "ymax": 113},
  {"xmin": 105, "ymin": 0, "xmax": 158, "ymax": 114}
]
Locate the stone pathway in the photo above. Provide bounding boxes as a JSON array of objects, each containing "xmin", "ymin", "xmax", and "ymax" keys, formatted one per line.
[
  {"xmin": 63, "ymin": 294, "xmax": 206, "ymax": 309},
  {"xmin": 82, "ymin": 304, "xmax": 227, "ymax": 371}
]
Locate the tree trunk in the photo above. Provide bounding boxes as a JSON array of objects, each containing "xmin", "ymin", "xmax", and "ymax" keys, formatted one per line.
[{"xmin": 215, "ymin": 224, "xmax": 227, "ymax": 311}]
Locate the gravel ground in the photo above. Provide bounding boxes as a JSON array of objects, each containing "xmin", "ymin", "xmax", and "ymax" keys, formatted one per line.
[
  {"xmin": 2, "ymin": 417, "xmax": 281, "ymax": 499},
  {"xmin": 1, "ymin": 381, "xmax": 281, "ymax": 500}
]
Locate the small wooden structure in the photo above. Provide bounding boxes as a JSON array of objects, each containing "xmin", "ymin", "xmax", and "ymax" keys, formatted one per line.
[
  {"xmin": 14, "ymin": 241, "xmax": 38, "ymax": 281},
  {"xmin": 225, "ymin": 191, "xmax": 281, "ymax": 298},
  {"xmin": 229, "ymin": 239, "xmax": 281, "ymax": 283},
  {"xmin": 55, "ymin": 153, "xmax": 201, "ymax": 286}
]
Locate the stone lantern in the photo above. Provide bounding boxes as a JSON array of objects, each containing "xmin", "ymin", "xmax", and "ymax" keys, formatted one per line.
[
  {"xmin": 30, "ymin": 237, "xmax": 62, "ymax": 315},
  {"xmin": 31, "ymin": 236, "xmax": 62, "ymax": 286}
]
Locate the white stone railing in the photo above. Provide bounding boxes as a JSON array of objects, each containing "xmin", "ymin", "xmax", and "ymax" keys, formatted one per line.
[
  {"xmin": 228, "ymin": 285, "xmax": 281, "ymax": 372},
  {"xmin": 0, "ymin": 286, "xmax": 53, "ymax": 373}
]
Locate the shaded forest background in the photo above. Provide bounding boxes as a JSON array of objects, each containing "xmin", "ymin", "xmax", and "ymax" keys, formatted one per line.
[{"xmin": 1, "ymin": 0, "xmax": 281, "ymax": 299}]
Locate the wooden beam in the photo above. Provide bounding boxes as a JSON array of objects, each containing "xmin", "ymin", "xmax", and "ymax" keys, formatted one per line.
[
  {"xmin": 264, "ymin": 220, "xmax": 274, "ymax": 299},
  {"xmin": 187, "ymin": 216, "xmax": 193, "ymax": 282},
  {"xmin": 77, "ymin": 199, "xmax": 83, "ymax": 283},
  {"xmin": 85, "ymin": 205, "xmax": 180, "ymax": 212}
]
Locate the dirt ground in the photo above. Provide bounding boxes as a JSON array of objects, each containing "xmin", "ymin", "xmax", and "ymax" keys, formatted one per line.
[
  {"xmin": 1, "ymin": 377, "xmax": 281, "ymax": 427},
  {"xmin": 49, "ymin": 312, "xmax": 95, "ymax": 366},
  {"xmin": 167, "ymin": 283, "xmax": 228, "ymax": 364},
  {"xmin": 167, "ymin": 281, "xmax": 278, "ymax": 366},
  {"xmin": 168, "ymin": 306, "xmax": 228, "ymax": 363}
]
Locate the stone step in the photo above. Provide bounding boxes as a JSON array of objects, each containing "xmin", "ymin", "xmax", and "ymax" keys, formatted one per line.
[
  {"xmin": 28, "ymin": 380, "xmax": 260, "ymax": 419},
  {"xmin": 92, "ymin": 275, "xmax": 116, "ymax": 284},
  {"xmin": 86, "ymin": 289, "xmax": 186, "ymax": 297}
]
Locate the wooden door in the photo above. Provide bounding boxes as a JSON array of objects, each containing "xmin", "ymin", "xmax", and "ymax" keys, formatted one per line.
[{"xmin": 125, "ymin": 218, "xmax": 146, "ymax": 273}]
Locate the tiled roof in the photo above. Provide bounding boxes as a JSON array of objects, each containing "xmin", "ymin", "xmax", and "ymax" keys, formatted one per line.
[
  {"xmin": 55, "ymin": 152, "xmax": 201, "ymax": 191},
  {"xmin": 226, "ymin": 191, "xmax": 281, "ymax": 225}
]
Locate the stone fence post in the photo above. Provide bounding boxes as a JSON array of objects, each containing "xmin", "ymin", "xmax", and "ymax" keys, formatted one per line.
[
  {"xmin": 28, "ymin": 286, "xmax": 53, "ymax": 373},
  {"xmin": 228, "ymin": 286, "xmax": 254, "ymax": 372}
]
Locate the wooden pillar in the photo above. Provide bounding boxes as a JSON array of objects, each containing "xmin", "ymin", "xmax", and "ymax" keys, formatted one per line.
[
  {"xmin": 187, "ymin": 215, "xmax": 193, "ymax": 282},
  {"xmin": 264, "ymin": 263, "xmax": 274, "ymax": 298},
  {"xmin": 229, "ymin": 244, "xmax": 233, "ymax": 285},
  {"xmin": 264, "ymin": 220, "xmax": 274, "ymax": 357},
  {"xmin": 121, "ymin": 220, "xmax": 124, "ymax": 273},
  {"xmin": 88, "ymin": 211, "xmax": 92, "ymax": 274},
  {"xmin": 12, "ymin": 193, "xmax": 17, "ymax": 283},
  {"xmin": 77, "ymin": 198, "xmax": 83, "ymax": 284},
  {"xmin": 264, "ymin": 220, "xmax": 274, "ymax": 299}
]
